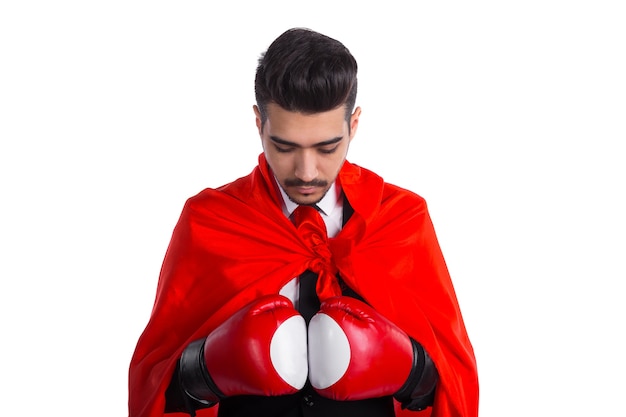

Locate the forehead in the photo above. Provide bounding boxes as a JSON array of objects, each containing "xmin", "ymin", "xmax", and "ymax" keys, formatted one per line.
[{"xmin": 265, "ymin": 103, "xmax": 347, "ymax": 145}]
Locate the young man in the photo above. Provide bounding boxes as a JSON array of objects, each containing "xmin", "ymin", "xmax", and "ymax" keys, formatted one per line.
[{"xmin": 128, "ymin": 28, "xmax": 478, "ymax": 417}]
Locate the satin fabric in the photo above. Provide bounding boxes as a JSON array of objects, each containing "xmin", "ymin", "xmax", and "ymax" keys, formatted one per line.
[{"xmin": 128, "ymin": 154, "xmax": 478, "ymax": 417}]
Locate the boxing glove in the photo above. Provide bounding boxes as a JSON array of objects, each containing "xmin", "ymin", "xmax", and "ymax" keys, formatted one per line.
[
  {"xmin": 308, "ymin": 296, "xmax": 437, "ymax": 408},
  {"xmin": 178, "ymin": 294, "xmax": 308, "ymax": 405}
]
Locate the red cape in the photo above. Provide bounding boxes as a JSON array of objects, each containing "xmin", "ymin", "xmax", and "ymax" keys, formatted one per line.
[{"xmin": 128, "ymin": 154, "xmax": 478, "ymax": 417}]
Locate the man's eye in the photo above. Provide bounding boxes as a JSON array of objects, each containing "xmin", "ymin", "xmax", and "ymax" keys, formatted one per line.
[
  {"xmin": 275, "ymin": 146, "xmax": 294, "ymax": 153},
  {"xmin": 319, "ymin": 146, "xmax": 338, "ymax": 154}
]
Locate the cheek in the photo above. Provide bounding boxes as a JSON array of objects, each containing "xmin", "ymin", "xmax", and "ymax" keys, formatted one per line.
[
  {"xmin": 318, "ymin": 156, "xmax": 345, "ymax": 179},
  {"xmin": 265, "ymin": 151, "xmax": 292, "ymax": 177},
  {"xmin": 328, "ymin": 147, "xmax": 350, "ymax": 170}
]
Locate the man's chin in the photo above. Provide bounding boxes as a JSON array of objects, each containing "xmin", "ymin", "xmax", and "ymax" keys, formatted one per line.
[
  {"xmin": 287, "ymin": 190, "xmax": 326, "ymax": 206},
  {"xmin": 288, "ymin": 195, "xmax": 321, "ymax": 206}
]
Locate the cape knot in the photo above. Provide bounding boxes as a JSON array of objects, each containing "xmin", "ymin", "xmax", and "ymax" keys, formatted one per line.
[
  {"xmin": 310, "ymin": 259, "xmax": 341, "ymax": 301},
  {"xmin": 301, "ymin": 229, "xmax": 340, "ymax": 300},
  {"xmin": 293, "ymin": 204, "xmax": 342, "ymax": 300}
]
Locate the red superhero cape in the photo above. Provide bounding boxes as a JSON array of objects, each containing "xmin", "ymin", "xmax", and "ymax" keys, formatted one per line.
[{"xmin": 128, "ymin": 154, "xmax": 478, "ymax": 417}]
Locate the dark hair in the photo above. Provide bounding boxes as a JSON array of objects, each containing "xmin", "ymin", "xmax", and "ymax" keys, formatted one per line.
[{"xmin": 254, "ymin": 28, "xmax": 358, "ymax": 128}]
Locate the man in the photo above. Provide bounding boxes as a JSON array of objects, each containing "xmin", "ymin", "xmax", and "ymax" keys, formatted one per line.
[{"xmin": 128, "ymin": 28, "xmax": 478, "ymax": 417}]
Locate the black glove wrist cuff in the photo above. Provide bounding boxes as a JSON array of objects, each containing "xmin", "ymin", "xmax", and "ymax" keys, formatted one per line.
[
  {"xmin": 394, "ymin": 337, "xmax": 438, "ymax": 411},
  {"xmin": 179, "ymin": 338, "xmax": 224, "ymax": 405}
]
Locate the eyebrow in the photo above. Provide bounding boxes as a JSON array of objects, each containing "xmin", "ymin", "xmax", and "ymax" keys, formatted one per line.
[{"xmin": 269, "ymin": 135, "xmax": 344, "ymax": 148}]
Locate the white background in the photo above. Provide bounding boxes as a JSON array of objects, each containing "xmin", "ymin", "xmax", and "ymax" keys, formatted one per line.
[{"xmin": 1, "ymin": 1, "xmax": 625, "ymax": 416}]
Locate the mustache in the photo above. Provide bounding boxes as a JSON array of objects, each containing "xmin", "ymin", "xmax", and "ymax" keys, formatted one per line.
[{"xmin": 284, "ymin": 179, "xmax": 328, "ymax": 187}]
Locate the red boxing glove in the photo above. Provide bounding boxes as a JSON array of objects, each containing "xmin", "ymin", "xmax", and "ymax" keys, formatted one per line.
[
  {"xmin": 179, "ymin": 294, "xmax": 308, "ymax": 404},
  {"xmin": 307, "ymin": 296, "xmax": 414, "ymax": 401}
]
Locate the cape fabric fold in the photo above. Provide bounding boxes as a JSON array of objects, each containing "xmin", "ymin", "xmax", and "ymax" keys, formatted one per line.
[{"xmin": 128, "ymin": 154, "xmax": 478, "ymax": 417}]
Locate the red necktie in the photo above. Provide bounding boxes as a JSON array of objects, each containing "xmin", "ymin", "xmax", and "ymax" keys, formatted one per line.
[{"xmin": 292, "ymin": 204, "xmax": 326, "ymax": 240}]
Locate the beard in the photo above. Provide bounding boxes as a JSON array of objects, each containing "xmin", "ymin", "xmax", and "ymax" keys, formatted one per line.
[{"xmin": 286, "ymin": 188, "xmax": 330, "ymax": 205}]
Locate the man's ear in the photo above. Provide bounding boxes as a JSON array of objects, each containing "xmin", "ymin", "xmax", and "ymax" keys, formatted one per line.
[
  {"xmin": 349, "ymin": 106, "xmax": 362, "ymax": 139},
  {"xmin": 253, "ymin": 105, "xmax": 263, "ymax": 135}
]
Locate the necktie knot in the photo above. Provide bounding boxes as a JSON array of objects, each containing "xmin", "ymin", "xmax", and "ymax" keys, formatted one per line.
[{"xmin": 292, "ymin": 204, "xmax": 325, "ymax": 232}]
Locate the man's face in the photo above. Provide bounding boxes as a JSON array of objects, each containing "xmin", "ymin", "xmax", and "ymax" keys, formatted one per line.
[{"xmin": 255, "ymin": 102, "xmax": 360, "ymax": 206}]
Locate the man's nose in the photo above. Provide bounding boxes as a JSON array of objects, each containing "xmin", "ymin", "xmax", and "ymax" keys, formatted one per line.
[{"xmin": 294, "ymin": 150, "xmax": 318, "ymax": 182}]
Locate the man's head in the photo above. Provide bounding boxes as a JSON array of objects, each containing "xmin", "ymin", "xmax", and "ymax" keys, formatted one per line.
[
  {"xmin": 254, "ymin": 28, "xmax": 358, "ymax": 127},
  {"xmin": 253, "ymin": 28, "xmax": 361, "ymax": 206}
]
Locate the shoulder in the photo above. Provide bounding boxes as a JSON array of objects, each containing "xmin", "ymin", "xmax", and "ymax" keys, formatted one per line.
[
  {"xmin": 354, "ymin": 162, "xmax": 427, "ymax": 208},
  {"xmin": 383, "ymin": 182, "xmax": 427, "ymax": 207},
  {"xmin": 345, "ymin": 161, "xmax": 426, "ymax": 203},
  {"xmin": 343, "ymin": 161, "xmax": 429, "ymax": 219},
  {"xmin": 378, "ymin": 182, "xmax": 430, "ymax": 225}
]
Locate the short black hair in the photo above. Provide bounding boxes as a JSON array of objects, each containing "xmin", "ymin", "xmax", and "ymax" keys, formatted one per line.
[{"xmin": 254, "ymin": 28, "xmax": 358, "ymax": 128}]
